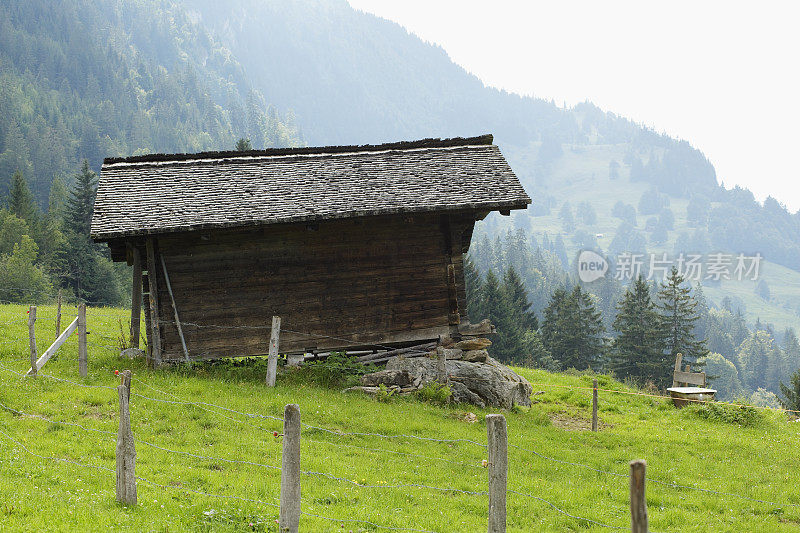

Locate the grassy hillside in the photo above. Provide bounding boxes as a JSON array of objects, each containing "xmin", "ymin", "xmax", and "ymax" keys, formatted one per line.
[{"xmin": 1, "ymin": 303, "xmax": 799, "ymax": 531}]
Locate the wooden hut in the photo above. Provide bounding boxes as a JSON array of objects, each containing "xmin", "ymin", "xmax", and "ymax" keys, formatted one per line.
[{"xmin": 90, "ymin": 135, "xmax": 530, "ymax": 364}]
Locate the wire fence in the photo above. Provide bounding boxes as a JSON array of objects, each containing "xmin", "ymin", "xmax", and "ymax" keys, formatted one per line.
[
  {"xmin": 1, "ymin": 356, "xmax": 799, "ymax": 532},
  {"xmin": 2, "ymin": 301, "xmax": 800, "ymax": 530}
]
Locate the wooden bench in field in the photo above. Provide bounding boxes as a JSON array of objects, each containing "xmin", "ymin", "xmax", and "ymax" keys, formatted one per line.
[{"xmin": 666, "ymin": 353, "xmax": 716, "ymax": 407}]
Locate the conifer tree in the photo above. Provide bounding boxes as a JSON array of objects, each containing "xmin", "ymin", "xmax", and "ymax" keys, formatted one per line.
[
  {"xmin": 610, "ymin": 275, "xmax": 666, "ymax": 384},
  {"xmin": 65, "ymin": 160, "xmax": 97, "ymax": 237},
  {"xmin": 571, "ymin": 286, "xmax": 606, "ymax": 370},
  {"xmin": 7, "ymin": 170, "xmax": 37, "ymax": 224},
  {"xmin": 463, "ymin": 256, "xmax": 483, "ymax": 323},
  {"xmin": 657, "ymin": 267, "xmax": 708, "ymax": 364},
  {"xmin": 503, "ymin": 265, "xmax": 538, "ymax": 331},
  {"xmin": 541, "ymin": 286, "xmax": 605, "ymax": 370},
  {"xmin": 779, "ymin": 368, "xmax": 800, "ymax": 411}
]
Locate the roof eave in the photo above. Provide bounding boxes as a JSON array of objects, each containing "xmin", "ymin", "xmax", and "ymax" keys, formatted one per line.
[{"xmin": 90, "ymin": 200, "xmax": 530, "ymax": 242}]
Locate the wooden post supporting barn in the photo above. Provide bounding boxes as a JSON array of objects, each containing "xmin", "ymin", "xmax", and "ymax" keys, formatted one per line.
[
  {"xmin": 266, "ymin": 316, "xmax": 281, "ymax": 387},
  {"xmin": 130, "ymin": 245, "xmax": 142, "ymax": 349}
]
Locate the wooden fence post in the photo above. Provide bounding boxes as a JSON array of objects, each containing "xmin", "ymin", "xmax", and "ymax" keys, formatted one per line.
[
  {"xmin": 436, "ymin": 346, "xmax": 448, "ymax": 384},
  {"xmin": 78, "ymin": 303, "xmax": 87, "ymax": 377},
  {"xmin": 116, "ymin": 370, "xmax": 137, "ymax": 505},
  {"xmin": 280, "ymin": 404, "xmax": 301, "ymax": 533},
  {"xmin": 592, "ymin": 378, "xmax": 598, "ymax": 432},
  {"xmin": 487, "ymin": 413, "xmax": 507, "ymax": 533},
  {"xmin": 56, "ymin": 290, "xmax": 62, "ymax": 338},
  {"xmin": 630, "ymin": 460, "xmax": 648, "ymax": 533},
  {"xmin": 28, "ymin": 306, "xmax": 37, "ymax": 378},
  {"xmin": 266, "ymin": 316, "xmax": 281, "ymax": 387}
]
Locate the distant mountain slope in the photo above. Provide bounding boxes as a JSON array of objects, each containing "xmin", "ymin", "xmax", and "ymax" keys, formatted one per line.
[
  {"xmin": 182, "ymin": 0, "xmax": 799, "ymax": 330},
  {"xmin": 0, "ymin": 0, "xmax": 301, "ymax": 204}
]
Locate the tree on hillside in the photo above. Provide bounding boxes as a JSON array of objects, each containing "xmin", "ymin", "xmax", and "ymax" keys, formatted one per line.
[
  {"xmin": 577, "ymin": 201, "xmax": 597, "ymax": 225},
  {"xmin": 65, "ymin": 160, "xmax": 97, "ymax": 237},
  {"xmin": 610, "ymin": 275, "xmax": 666, "ymax": 384},
  {"xmin": 541, "ymin": 286, "xmax": 605, "ymax": 370},
  {"xmin": 463, "ymin": 256, "xmax": 483, "ymax": 323},
  {"xmin": 503, "ymin": 265, "xmax": 538, "ymax": 331},
  {"xmin": 612, "ymin": 201, "xmax": 637, "ymax": 226},
  {"xmin": 0, "ymin": 235, "xmax": 52, "ymax": 302},
  {"xmin": 779, "ymin": 368, "xmax": 800, "ymax": 412},
  {"xmin": 699, "ymin": 352, "xmax": 743, "ymax": 400},
  {"xmin": 62, "ymin": 160, "xmax": 121, "ymax": 305},
  {"xmin": 657, "ymin": 267, "xmax": 708, "ymax": 365},
  {"xmin": 7, "ymin": 170, "xmax": 38, "ymax": 224},
  {"xmin": 235, "ymin": 137, "xmax": 253, "ymax": 151},
  {"xmin": 736, "ymin": 331, "xmax": 774, "ymax": 391},
  {"xmin": 559, "ymin": 201, "xmax": 575, "ymax": 233},
  {"xmin": 784, "ymin": 328, "xmax": 800, "ymax": 372}
]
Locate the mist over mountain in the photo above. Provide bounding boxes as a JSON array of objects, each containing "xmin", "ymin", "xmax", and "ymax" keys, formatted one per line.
[{"xmin": 1, "ymin": 0, "xmax": 798, "ymax": 329}]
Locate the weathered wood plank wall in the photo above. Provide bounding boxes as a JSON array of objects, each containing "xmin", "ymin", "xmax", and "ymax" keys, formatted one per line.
[{"xmin": 125, "ymin": 212, "xmax": 475, "ymax": 362}]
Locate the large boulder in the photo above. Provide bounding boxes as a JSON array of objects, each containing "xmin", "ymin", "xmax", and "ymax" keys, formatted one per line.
[
  {"xmin": 360, "ymin": 369, "xmax": 412, "ymax": 388},
  {"xmin": 381, "ymin": 355, "xmax": 532, "ymax": 409}
]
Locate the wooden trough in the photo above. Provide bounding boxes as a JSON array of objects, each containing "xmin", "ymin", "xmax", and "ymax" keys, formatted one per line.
[{"xmin": 666, "ymin": 353, "xmax": 716, "ymax": 408}]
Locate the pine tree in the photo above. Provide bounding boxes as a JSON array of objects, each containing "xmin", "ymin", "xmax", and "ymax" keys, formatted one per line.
[
  {"xmin": 7, "ymin": 170, "xmax": 37, "ymax": 224},
  {"xmin": 610, "ymin": 275, "xmax": 667, "ymax": 384},
  {"xmin": 65, "ymin": 160, "xmax": 97, "ymax": 237},
  {"xmin": 783, "ymin": 328, "xmax": 800, "ymax": 371},
  {"xmin": 657, "ymin": 267, "xmax": 708, "ymax": 365},
  {"xmin": 463, "ymin": 255, "xmax": 483, "ymax": 323},
  {"xmin": 571, "ymin": 286, "xmax": 606, "ymax": 370},
  {"xmin": 235, "ymin": 138, "xmax": 253, "ymax": 151},
  {"xmin": 779, "ymin": 368, "xmax": 800, "ymax": 411},
  {"xmin": 541, "ymin": 286, "xmax": 605, "ymax": 370},
  {"xmin": 503, "ymin": 265, "xmax": 538, "ymax": 331},
  {"xmin": 481, "ymin": 270, "xmax": 517, "ymax": 363}
]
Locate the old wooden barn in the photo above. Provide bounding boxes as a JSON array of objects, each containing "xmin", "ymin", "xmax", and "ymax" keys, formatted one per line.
[{"xmin": 90, "ymin": 135, "xmax": 530, "ymax": 364}]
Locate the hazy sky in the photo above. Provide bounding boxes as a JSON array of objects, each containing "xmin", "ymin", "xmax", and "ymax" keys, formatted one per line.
[{"xmin": 348, "ymin": 0, "xmax": 800, "ymax": 212}]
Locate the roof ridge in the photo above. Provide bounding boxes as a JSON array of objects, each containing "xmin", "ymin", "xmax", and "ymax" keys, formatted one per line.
[{"xmin": 103, "ymin": 134, "xmax": 494, "ymax": 166}]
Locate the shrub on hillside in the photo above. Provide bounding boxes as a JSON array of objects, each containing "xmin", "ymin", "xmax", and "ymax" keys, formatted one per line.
[
  {"xmin": 691, "ymin": 401, "xmax": 767, "ymax": 428},
  {"xmin": 297, "ymin": 352, "xmax": 375, "ymax": 388}
]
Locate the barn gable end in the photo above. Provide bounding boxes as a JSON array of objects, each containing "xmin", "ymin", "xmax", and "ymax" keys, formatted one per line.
[{"xmin": 91, "ymin": 135, "xmax": 530, "ymax": 363}]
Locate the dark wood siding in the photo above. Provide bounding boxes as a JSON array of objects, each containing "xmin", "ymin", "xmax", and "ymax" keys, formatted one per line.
[{"xmin": 143, "ymin": 213, "xmax": 474, "ymax": 361}]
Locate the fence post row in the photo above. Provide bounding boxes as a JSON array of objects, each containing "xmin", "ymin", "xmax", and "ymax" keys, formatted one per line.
[
  {"xmin": 280, "ymin": 403, "xmax": 301, "ymax": 533},
  {"xmin": 78, "ymin": 303, "xmax": 87, "ymax": 377},
  {"xmin": 28, "ymin": 306, "xmax": 37, "ymax": 378},
  {"xmin": 116, "ymin": 370, "xmax": 137, "ymax": 505},
  {"xmin": 487, "ymin": 413, "xmax": 507, "ymax": 533},
  {"xmin": 630, "ymin": 460, "xmax": 648, "ymax": 533},
  {"xmin": 266, "ymin": 316, "xmax": 281, "ymax": 387},
  {"xmin": 592, "ymin": 378, "xmax": 598, "ymax": 432}
]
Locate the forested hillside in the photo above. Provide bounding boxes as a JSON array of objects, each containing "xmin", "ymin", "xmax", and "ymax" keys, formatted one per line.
[
  {"xmin": 0, "ymin": 0, "xmax": 302, "ymax": 205},
  {"xmin": 0, "ymin": 0, "xmax": 302, "ymax": 305}
]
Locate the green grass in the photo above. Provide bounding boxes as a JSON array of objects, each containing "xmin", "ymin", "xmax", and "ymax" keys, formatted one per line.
[{"xmin": 2, "ymin": 303, "xmax": 800, "ymax": 531}]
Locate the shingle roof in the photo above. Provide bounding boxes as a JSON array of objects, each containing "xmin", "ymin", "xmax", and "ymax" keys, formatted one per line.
[{"xmin": 91, "ymin": 134, "xmax": 530, "ymax": 241}]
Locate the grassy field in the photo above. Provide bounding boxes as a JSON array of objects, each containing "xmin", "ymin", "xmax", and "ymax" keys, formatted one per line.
[{"xmin": 2, "ymin": 303, "xmax": 800, "ymax": 532}]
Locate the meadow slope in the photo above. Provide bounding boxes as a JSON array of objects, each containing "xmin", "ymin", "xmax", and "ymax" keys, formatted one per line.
[{"xmin": 1, "ymin": 303, "xmax": 799, "ymax": 532}]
